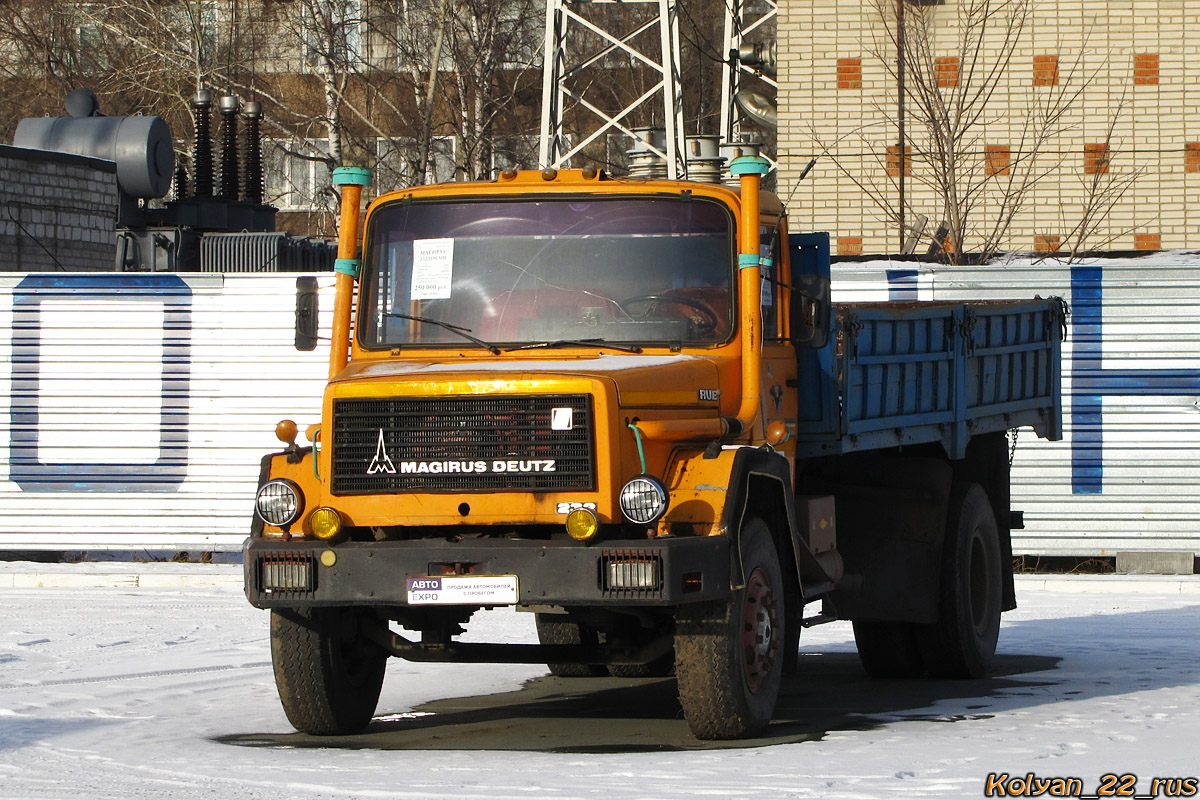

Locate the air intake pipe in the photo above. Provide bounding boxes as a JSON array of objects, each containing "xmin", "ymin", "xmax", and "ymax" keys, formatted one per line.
[{"xmin": 632, "ymin": 154, "xmax": 771, "ymax": 443}]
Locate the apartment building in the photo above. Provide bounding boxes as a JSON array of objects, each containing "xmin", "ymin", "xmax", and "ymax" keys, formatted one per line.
[
  {"xmin": 0, "ymin": 0, "xmax": 545, "ymax": 236},
  {"xmin": 777, "ymin": 0, "xmax": 1200, "ymax": 257}
]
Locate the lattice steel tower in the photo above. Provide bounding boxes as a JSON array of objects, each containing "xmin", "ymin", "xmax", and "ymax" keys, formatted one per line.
[{"xmin": 539, "ymin": 0, "xmax": 686, "ymax": 179}]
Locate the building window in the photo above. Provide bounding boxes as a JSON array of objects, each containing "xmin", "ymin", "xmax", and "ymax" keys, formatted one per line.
[
  {"xmin": 1033, "ymin": 55, "xmax": 1059, "ymax": 86},
  {"xmin": 303, "ymin": 0, "xmax": 363, "ymax": 66},
  {"xmin": 886, "ymin": 145, "xmax": 911, "ymax": 177},
  {"xmin": 935, "ymin": 57, "xmax": 960, "ymax": 88},
  {"xmin": 837, "ymin": 58, "xmax": 862, "ymax": 90},
  {"xmin": 1034, "ymin": 234, "xmax": 1061, "ymax": 253},
  {"xmin": 491, "ymin": 134, "xmax": 541, "ymax": 176},
  {"xmin": 374, "ymin": 136, "xmax": 458, "ymax": 187},
  {"xmin": 837, "ymin": 236, "xmax": 863, "ymax": 256},
  {"xmin": 985, "ymin": 145, "xmax": 1011, "ymax": 176},
  {"xmin": 1083, "ymin": 143, "xmax": 1110, "ymax": 175},
  {"xmin": 499, "ymin": 12, "xmax": 542, "ymax": 69},
  {"xmin": 264, "ymin": 139, "xmax": 333, "ymax": 211},
  {"xmin": 1133, "ymin": 53, "xmax": 1159, "ymax": 85}
]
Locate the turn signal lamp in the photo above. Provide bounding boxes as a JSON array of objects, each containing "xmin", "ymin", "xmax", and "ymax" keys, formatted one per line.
[
  {"xmin": 309, "ymin": 507, "xmax": 343, "ymax": 540},
  {"xmin": 566, "ymin": 508, "xmax": 600, "ymax": 541},
  {"xmin": 766, "ymin": 420, "xmax": 790, "ymax": 445},
  {"xmin": 275, "ymin": 419, "xmax": 298, "ymax": 445}
]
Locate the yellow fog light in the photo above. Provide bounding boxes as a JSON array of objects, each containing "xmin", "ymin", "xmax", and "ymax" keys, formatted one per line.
[
  {"xmin": 309, "ymin": 507, "xmax": 343, "ymax": 540},
  {"xmin": 566, "ymin": 508, "xmax": 600, "ymax": 541}
]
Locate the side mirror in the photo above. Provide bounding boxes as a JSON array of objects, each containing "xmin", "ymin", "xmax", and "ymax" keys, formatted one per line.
[
  {"xmin": 295, "ymin": 276, "xmax": 319, "ymax": 351},
  {"xmin": 790, "ymin": 273, "xmax": 830, "ymax": 349}
]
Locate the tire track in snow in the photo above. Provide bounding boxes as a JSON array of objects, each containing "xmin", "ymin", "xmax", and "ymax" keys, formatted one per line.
[{"xmin": 0, "ymin": 661, "xmax": 270, "ymax": 690}]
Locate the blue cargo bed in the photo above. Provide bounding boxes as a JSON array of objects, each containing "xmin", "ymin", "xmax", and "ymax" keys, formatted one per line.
[{"xmin": 794, "ymin": 298, "xmax": 1066, "ymax": 459}]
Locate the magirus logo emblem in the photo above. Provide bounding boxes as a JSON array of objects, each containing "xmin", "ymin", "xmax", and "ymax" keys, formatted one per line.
[{"xmin": 367, "ymin": 429, "xmax": 396, "ymax": 474}]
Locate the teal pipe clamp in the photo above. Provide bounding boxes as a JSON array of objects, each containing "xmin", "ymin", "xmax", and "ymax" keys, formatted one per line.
[
  {"xmin": 332, "ymin": 166, "xmax": 373, "ymax": 187},
  {"xmin": 729, "ymin": 155, "xmax": 770, "ymax": 176},
  {"xmin": 334, "ymin": 258, "xmax": 360, "ymax": 278},
  {"xmin": 627, "ymin": 423, "xmax": 647, "ymax": 474},
  {"xmin": 739, "ymin": 253, "xmax": 761, "ymax": 270}
]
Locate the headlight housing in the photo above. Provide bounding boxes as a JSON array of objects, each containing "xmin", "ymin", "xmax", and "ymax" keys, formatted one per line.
[
  {"xmin": 565, "ymin": 507, "xmax": 600, "ymax": 541},
  {"xmin": 308, "ymin": 507, "xmax": 343, "ymax": 540},
  {"xmin": 255, "ymin": 479, "xmax": 303, "ymax": 527},
  {"xmin": 619, "ymin": 475, "xmax": 669, "ymax": 525}
]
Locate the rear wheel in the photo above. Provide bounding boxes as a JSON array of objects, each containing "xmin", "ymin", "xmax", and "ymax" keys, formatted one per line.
[
  {"xmin": 270, "ymin": 607, "xmax": 387, "ymax": 735},
  {"xmin": 535, "ymin": 613, "xmax": 606, "ymax": 677},
  {"xmin": 674, "ymin": 518, "xmax": 784, "ymax": 739},
  {"xmin": 919, "ymin": 483, "xmax": 1003, "ymax": 678}
]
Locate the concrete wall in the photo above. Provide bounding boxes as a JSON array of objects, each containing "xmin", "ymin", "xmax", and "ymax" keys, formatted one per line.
[
  {"xmin": 0, "ymin": 144, "xmax": 118, "ymax": 271},
  {"xmin": 778, "ymin": 1, "xmax": 1200, "ymax": 256}
]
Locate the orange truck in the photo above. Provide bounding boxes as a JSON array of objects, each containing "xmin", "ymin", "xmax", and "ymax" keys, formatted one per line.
[{"xmin": 245, "ymin": 159, "xmax": 1065, "ymax": 739}]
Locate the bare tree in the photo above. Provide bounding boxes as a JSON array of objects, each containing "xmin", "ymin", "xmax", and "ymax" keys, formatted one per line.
[
  {"xmin": 1048, "ymin": 96, "xmax": 1147, "ymax": 262},
  {"xmin": 804, "ymin": 0, "xmax": 1137, "ymax": 263}
]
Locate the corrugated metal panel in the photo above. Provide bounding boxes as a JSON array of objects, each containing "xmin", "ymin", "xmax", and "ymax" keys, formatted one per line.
[
  {"xmin": 2, "ymin": 258, "xmax": 1196, "ymax": 556},
  {"xmin": 0, "ymin": 273, "xmax": 334, "ymax": 550},
  {"xmin": 906, "ymin": 257, "xmax": 1200, "ymax": 556}
]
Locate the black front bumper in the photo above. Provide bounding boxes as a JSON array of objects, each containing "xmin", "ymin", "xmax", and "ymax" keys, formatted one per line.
[{"xmin": 245, "ymin": 535, "xmax": 732, "ymax": 609}]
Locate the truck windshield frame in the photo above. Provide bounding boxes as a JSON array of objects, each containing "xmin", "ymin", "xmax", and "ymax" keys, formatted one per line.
[{"xmin": 357, "ymin": 194, "xmax": 736, "ymax": 351}]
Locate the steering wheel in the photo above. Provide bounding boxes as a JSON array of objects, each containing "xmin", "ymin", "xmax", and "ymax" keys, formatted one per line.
[{"xmin": 620, "ymin": 294, "xmax": 719, "ymax": 334}]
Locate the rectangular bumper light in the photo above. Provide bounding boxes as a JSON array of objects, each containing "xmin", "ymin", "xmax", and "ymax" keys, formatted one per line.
[
  {"xmin": 259, "ymin": 552, "xmax": 315, "ymax": 594},
  {"xmin": 603, "ymin": 551, "xmax": 662, "ymax": 590}
]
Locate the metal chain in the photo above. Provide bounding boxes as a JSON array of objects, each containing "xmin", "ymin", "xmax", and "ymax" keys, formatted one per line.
[{"xmin": 1008, "ymin": 427, "xmax": 1019, "ymax": 466}]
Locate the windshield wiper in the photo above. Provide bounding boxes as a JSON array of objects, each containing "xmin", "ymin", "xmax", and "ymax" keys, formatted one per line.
[
  {"xmin": 506, "ymin": 338, "xmax": 643, "ymax": 354},
  {"xmin": 384, "ymin": 313, "xmax": 501, "ymax": 355}
]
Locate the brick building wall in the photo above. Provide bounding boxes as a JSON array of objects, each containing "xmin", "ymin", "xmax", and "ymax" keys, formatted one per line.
[
  {"xmin": 0, "ymin": 144, "xmax": 118, "ymax": 271},
  {"xmin": 778, "ymin": 0, "xmax": 1200, "ymax": 256}
]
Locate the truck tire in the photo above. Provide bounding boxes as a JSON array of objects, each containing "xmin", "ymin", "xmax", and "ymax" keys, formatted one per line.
[
  {"xmin": 270, "ymin": 607, "xmax": 387, "ymax": 735},
  {"xmin": 852, "ymin": 620, "xmax": 925, "ymax": 678},
  {"xmin": 535, "ymin": 613, "xmax": 606, "ymax": 677},
  {"xmin": 918, "ymin": 483, "xmax": 1003, "ymax": 679},
  {"xmin": 674, "ymin": 518, "xmax": 784, "ymax": 739}
]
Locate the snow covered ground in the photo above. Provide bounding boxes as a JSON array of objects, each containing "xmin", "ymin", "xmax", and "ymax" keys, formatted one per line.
[{"xmin": 1, "ymin": 573, "xmax": 1198, "ymax": 800}]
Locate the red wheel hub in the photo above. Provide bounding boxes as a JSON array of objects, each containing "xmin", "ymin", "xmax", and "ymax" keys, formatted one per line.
[{"xmin": 741, "ymin": 566, "xmax": 778, "ymax": 693}]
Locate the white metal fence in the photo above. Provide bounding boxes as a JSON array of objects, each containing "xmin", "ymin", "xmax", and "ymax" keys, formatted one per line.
[
  {"xmin": 0, "ymin": 273, "xmax": 332, "ymax": 551},
  {"xmin": 2, "ymin": 257, "xmax": 1199, "ymax": 555}
]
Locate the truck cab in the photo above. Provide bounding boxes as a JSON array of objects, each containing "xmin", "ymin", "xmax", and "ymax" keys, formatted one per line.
[{"xmin": 245, "ymin": 161, "xmax": 1064, "ymax": 740}]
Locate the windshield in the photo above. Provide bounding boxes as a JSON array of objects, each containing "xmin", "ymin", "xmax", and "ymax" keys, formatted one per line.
[{"xmin": 358, "ymin": 195, "xmax": 734, "ymax": 350}]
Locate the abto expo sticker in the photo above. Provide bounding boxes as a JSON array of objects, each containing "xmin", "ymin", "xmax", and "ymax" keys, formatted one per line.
[{"xmin": 406, "ymin": 576, "xmax": 519, "ymax": 605}]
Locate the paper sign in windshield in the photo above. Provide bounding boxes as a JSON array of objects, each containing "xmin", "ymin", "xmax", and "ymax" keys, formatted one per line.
[{"xmin": 410, "ymin": 238, "xmax": 454, "ymax": 299}]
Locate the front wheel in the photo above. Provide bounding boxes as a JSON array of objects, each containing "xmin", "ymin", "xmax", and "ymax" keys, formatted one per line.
[
  {"xmin": 608, "ymin": 648, "xmax": 675, "ymax": 678},
  {"xmin": 918, "ymin": 483, "xmax": 1003, "ymax": 678},
  {"xmin": 674, "ymin": 518, "xmax": 784, "ymax": 739},
  {"xmin": 270, "ymin": 607, "xmax": 387, "ymax": 735}
]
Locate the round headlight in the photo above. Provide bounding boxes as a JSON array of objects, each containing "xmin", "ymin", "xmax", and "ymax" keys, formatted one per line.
[
  {"xmin": 619, "ymin": 475, "xmax": 669, "ymax": 525},
  {"xmin": 255, "ymin": 479, "xmax": 303, "ymax": 527},
  {"xmin": 566, "ymin": 507, "xmax": 600, "ymax": 541},
  {"xmin": 309, "ymin": 507, "xmax": 343, "ymax": 540}
]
